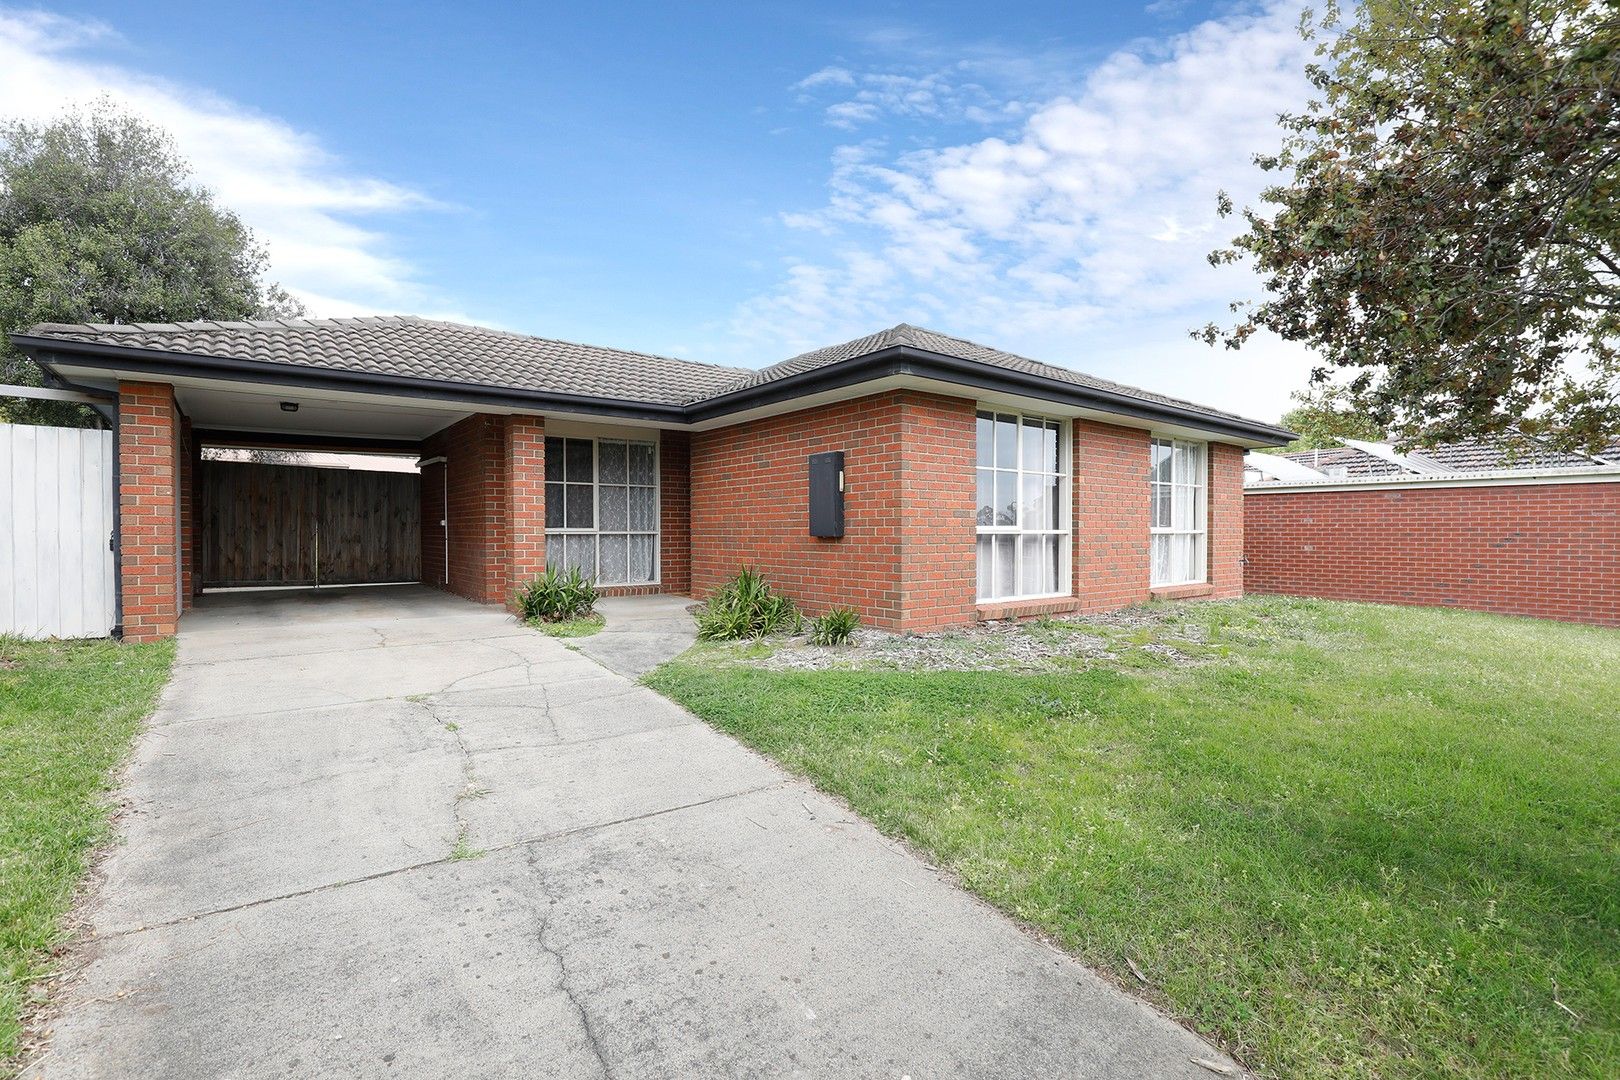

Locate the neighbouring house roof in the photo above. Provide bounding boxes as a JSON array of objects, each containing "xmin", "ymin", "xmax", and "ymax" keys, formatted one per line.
[
  {"xmin": 1246, "ymin": 432, "xmax": 1620, "ymax": 487},
  {"xmin": 1412, "ymin": 438, "xmax": 1600, "ymax": 472},
  {"xmin": 12, "ymin": 315, "xmax": 1294, "ymax": 444},
  {"xmin": 1274, "ymin": 446, "xmax": 1408, "ymax": 478}
]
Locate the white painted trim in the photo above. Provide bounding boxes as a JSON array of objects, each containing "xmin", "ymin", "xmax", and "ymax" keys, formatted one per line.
[
  {"xmin": 1148, "ymin": 434, "xmax": 1208, "ymax": 588},
  {"xmin": 1245, "ymin": 465, "xmax": 1620, "ymax": 494},
  {"xmin": 974, "ymin": 407, "xmax": 1072, "ymax": 604}
]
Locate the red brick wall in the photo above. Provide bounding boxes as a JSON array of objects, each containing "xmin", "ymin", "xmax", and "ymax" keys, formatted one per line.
[
  {"xmin": 898, "ymin": 394, "xmax": 978, "ymax": 630},
  {"xmin": 1244, "ymin": 480, "xmax": 1620, "ymax": 626},
  {"xmin": 1068, "ymin": 421, "xmax": 1245, "ymax": 611},
  {"xmin": 424, "ymin": 416, "xmax": 692, "ymax": 605},
  {"xmin": 691, "ymin": 398, "xmax": 1250, "ymax": 629},
  {"xmin": 691, "ymin": 392, "xmax": 909, "ymax": 627},
  {"xmin": 1071, "ymin": 419, "xmax": 1152, "ymax": 612},
  {"xmin": 658, "ymin": 431, "xmax": 693, "ymax": 595},
  {"xmin": 118, "ymin": 381, "xmax": 181, "ymax": 641},
  {"xmin": 421, "ymin": 415, "xmax": 510, "ymax": 604}
]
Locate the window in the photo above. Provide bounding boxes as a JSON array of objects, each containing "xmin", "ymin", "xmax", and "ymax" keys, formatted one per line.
[
  {"xmin": 1149, "ymin": 437, "xmax": 1206, "ymax": 586},
  {"xmin": 975, "ymin": 410, "xmax": 1067, "ymax": 601},
  {"xmin": 544, "ymin": 436, "xmax": 658, "ymax": 585}
]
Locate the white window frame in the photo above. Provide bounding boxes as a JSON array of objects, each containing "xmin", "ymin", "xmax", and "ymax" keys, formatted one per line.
[
  {"xmin": 545, "ymin": 435, "xmax": 662, "ymax": 586},
  {"xmin": 974, "ymin": 408, "xmax": 1071, "ymax": 603},
  {"xmin": 1149, "ymin": 436, "xmax": 1207, "ymax": 587}
]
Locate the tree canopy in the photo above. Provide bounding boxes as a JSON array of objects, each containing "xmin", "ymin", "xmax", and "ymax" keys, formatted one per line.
[
  {"xmin": 1202, "ymin": 0, "xmax": 1620, "ymax": 451},
  {"xmin": 1267, "ymin": 385, "xmax": 1385, "ymax": 452},
  {"xmin": 0, "ymin": 101, "xmax": 300, "ymax": 424}
]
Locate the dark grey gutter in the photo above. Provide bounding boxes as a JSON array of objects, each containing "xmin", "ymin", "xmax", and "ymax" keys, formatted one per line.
[{"xmin": 15, "ymin": 334, "xmax": 1296, "ymax": 446}]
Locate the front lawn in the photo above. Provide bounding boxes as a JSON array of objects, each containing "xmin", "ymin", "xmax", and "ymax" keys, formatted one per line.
[
  {"xmin": 0, "ymin": 636, "xmax": 173, "ymax": 1067},
  {"xmin": 647, "ymin": 598, "xmax": 1620, "ymax": 1079}
]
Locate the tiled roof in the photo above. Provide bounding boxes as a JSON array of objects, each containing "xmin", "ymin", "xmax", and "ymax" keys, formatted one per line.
[
  {"xmin": 1412, "ymin": 438, "xmax": 1595, "ymax": 472},
  {"xmin": 1279, "ymin": 446, "xmax": 1407, "ymax": 477},
  {"xmin": 1271, "ymin": 434, "xmax": 1619, "ymax": 481},
  {"xmin": 20, "ymin": 316, "xmax": 1278, "ymax": 432},
  {"xmin": 721, "ymin": 323, "xmax": 1263, "ymax": 425},
  {"xmin": 23, "ymin": 316, "xmax": 751, "ymax": 407}
]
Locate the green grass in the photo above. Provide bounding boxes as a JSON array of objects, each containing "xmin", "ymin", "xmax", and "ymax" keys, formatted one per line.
[
  {"xmin": 646, "ymin": 598, "xmax": 1620, "ymax": 1079},
  {"xmin": 0, "ymin": 636, "xmax": 173, "ymax": 1067},
  {"xmin": 528, "ymin": 612, "xmax": 605, "ymax": 638}
]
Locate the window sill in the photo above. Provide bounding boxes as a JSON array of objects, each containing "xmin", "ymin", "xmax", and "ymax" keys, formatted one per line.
[
  {"xmin": 1149, "ymin": 582, "xmax": 1214, "ymax": 600},
  {"xmin": 977, "ymin": 595, "xmax": 1080, "ymax": 622}
]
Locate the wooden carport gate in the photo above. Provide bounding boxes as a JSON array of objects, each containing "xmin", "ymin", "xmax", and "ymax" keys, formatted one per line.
[{"xmin": 201, "ymin": 460, "xmax": 421, "ymax": 588}]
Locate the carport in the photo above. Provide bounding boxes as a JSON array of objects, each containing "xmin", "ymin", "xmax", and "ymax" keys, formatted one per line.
[
  {"xmin": 15, "ymin": 318, "xmax": 698, "ymax": 641},
  {"xmin": 15, "ymin": 332, "xmax": 554, "ymax": 639}
]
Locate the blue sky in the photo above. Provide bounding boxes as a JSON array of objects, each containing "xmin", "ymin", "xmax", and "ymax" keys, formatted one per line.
[{"xmin": 0, "ymin": 2, "xmax": 1319, "ymax": 420}]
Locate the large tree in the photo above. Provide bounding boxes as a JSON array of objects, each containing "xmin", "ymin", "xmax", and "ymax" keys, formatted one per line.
[
  {"xmin": 1265, "ymin": 385, "xmax": 1385, "ymax": 452},
  {"xmin": 1201, "ymin": 0, "xmax": 1620, "ymax": 451},
  {"xmin": 0, "ymin": 101, "xmax": 301, "ymax": 425}
]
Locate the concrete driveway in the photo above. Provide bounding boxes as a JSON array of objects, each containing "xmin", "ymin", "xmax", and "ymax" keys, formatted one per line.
[{"xmin": 33, "ymin": 586, "xmax": 1239, "ymax": 1079}]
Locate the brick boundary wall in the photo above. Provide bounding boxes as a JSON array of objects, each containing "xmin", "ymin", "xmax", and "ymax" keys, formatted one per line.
[
  {"xmin": 118, "ymin": 381, "xmax": 181, "ymax": 641},
  {"xmin": 1244, "ymin": 479, "xmax": 1620, "ymax": 627}
]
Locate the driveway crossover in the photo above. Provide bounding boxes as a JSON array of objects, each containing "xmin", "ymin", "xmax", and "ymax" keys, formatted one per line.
[{"xmin": 30, "ymin": 586, "xmax": 1239, "ymax": 1079}]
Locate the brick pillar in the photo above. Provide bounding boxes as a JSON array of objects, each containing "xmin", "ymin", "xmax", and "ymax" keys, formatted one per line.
[
  {"xmin": 897, "ymin": 392, "xmax": 977, "ymax": 631},
  {"xmin": 659, "ymin": 431, "xmax": 692, "ymax": 595},
  {"xmin": 1207, "ymin": 442, "xmax": 1246, "ymax": 599},
  {"xmin": 505, "ymin": 415, "xmax": 546, "ymax": 610},
  {"xmin": 119, "ymin": 381, "xmax": 181, "ymax": 641},
  {"xmin": 1072, "ymin": 419, "xmax": 1152, "ymax": 612}
]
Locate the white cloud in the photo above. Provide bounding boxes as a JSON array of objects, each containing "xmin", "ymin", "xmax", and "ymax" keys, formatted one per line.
[
  {"xmin": 0, "ymin": 8, "xmax": 453, "ymax": 318},
  {"xmin": 732, "ymin": 1, "xmax": 1322, "ymax": 422},
  {"xmin": 794, "ymin": 64, "xmax": 1016, "ymax": 130}
]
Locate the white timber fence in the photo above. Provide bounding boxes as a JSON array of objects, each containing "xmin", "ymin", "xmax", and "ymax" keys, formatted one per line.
[{"xmin": 0, "ymin": 422, "xmax": 118, "ymax": 639}]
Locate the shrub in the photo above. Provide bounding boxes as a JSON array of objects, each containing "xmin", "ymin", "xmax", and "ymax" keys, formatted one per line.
[
  {"xmin": 696, "ymin": 568, "xmax": 801, "ymax": 640},
  {"xmin": 808, "ymin": 607, "xmax": 860, "ymax": 646},
  {"xmin": 515, "ymin": 566, "xmax": 598, "ymax": 623}
]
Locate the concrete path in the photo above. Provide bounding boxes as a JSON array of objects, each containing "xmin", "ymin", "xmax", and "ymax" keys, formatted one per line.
[
  {"xmin": 31, "ymin": 585, "xmax": 1241, "ymax": 1079},
  {"xmin": 570, "ymin": 593, "xmax": 697, "ymax": 676}
]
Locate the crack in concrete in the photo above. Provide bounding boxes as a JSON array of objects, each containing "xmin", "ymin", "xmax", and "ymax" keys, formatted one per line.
[
  {"xmin": 94, "ymin": 780, "xmax": 789, "ymax": 940},
  {"xmin": 410, "ymin": 698, "xmax": 483, "ymax": 857},
  {"xmin": 524, "ymin": 851, "xmax": 615, "ymax": 1078}
]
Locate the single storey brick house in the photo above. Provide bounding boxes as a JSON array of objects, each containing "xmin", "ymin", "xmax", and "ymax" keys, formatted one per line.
[{"xmin": 12, "ymin": 317, "xmax": 1291, "ymax": 641}]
